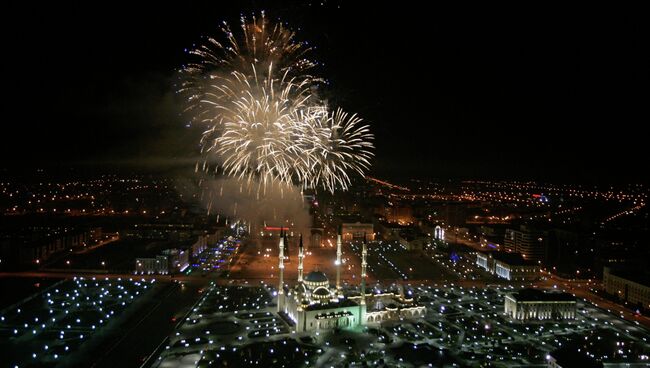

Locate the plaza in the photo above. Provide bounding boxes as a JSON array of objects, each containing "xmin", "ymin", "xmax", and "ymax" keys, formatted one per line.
[{"xmin": 146, "ymin": 282, "xmax": 650, "ymax": 367}]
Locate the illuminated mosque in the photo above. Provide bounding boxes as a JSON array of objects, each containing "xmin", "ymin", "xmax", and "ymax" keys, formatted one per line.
[{"xmin": 276, "ymin": 229, "xmax": 425, "ymax": 332}]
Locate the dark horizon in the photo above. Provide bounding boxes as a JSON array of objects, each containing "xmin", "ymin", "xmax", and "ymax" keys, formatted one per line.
[{"xmin": 2, "ymin": 2, "xmax": 648, "ymax": 183}]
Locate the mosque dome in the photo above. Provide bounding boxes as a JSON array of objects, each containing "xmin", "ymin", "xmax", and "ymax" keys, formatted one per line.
[
  {"xmin": 304, "ymin": 270, "xmax": 329, "ymax": 290},
  {"xmin": 305, "ymin": 271, "xmax": 328, "ymax": 283}
]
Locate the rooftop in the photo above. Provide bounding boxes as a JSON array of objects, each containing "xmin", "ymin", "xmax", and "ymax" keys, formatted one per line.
[
  {"xmin": 491, "ymin": 251, "xmax": 536, "ymax": 266},
  {"xmin": 304, "ymin": 298, "xmax": 359, "ymax": 311},
  {"xmin": 512, "ymin": 288, "xmax": 575, "ymax": 302}
]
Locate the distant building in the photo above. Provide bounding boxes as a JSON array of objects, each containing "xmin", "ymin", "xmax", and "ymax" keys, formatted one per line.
[
  {"xmin": 136, "ymin": 255, "xmax": 170, "ymax": 275},
  {"xmin": 476, "ymin": 251, "xmax": 540, "ymax": 281},
  {"xmin": 0, "ymin": 227, "xmax": 91, "ymax": 266},
  {"xmin": 310, "ymin": 229, "xmax": 323, "ymax": 248},
  {"xmin": 441, "ymin": 202, "xmax": 468, "ymax": 227},
  {"xmin": 134, "ymin": 232, "xmax": 215, "ymax": 275},
  {"xmin": 341, "ymin": 222, "xmax": 374, "ymax": 242},
  {"xmin": 258, "ymin": 226, "xmax": 291, "ymax": 238},
  {"xmin": 434, "ymin": 225, "xmax": 445, "ymax": 241},
  {"xmin": 478, "ymin": 225, "xmax": 505, "ymax": 250},
  {"xmin": 504, "ymin": 289, "xmax": 576, "ymax": 321},
  {"xmin": 189, "ymin": 233, "xmax": 210, "ymax": 259},
  {"xmin": 163, "ymin": 248, "xmax": 189, "ymax": 273},
  {"xmin": 375, "ymin": 221, "xmax": 405, "ymax": 241},
  {"xmin": 398, "ymin": 232, "xmax": 428, "ymax": 251},
  {"xmin": 123, "ymin": 223, "xmax": 194, "ymax": 241},
  {"xmin": 383, "ymin": 203, "xmax": 414, "ymax": 224},
  {"xmin": 504, "ymin": 225, "xmax": 548, "ymax": 263},
  {"xmin": 89, "ymin": 227, "xmax": 103, "ymax": 242},
  {"xmin": 136, "ymin": 249, "xmax": 188, "ymax": 275},
  {"xmin": 603, "ymin": 267, "xmax": 650, "ymax": 310}
]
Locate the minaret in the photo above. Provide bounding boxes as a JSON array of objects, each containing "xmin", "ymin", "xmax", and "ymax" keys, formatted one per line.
[
  {"xmin": 361, "ymin": 233, "xmax": 367, "ymax": 306},
  {"xmin": 283, "ymin": 229, "xmax": 290, "ymax": 262},
  {"xmin": 278, "ymin": 228, "xmax": 285, "ymax": 313},
  {"xmin": 336, "ymin": 226, "xmax": 342, "ymax": 291},
  {"xmin": 298, "ymin": 234, "xmax": 304, "ymax": 282}
]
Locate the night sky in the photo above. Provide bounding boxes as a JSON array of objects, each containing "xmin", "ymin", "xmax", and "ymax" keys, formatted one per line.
[{"xmin": 2, "ymin": 2, "xmax": 648, "ymax": 182}]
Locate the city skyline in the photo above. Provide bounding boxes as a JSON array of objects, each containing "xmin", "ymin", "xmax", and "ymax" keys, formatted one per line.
[{"xmin": 0, "ymin": 3, "xmax": 648, "ymax": 367}]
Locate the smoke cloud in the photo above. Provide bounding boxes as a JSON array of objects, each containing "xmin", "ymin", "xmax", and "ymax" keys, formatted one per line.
[{"xmin": 198, "ymin": 177, "xmax": 313, "ymax": 245}]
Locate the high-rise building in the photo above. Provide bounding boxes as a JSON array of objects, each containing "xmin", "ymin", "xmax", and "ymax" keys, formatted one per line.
[{"xmin": 504, "ymin": 225, "xmax": 548, "ymax": 262}]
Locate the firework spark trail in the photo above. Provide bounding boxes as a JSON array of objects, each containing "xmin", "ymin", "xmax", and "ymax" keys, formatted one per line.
[
  {"xmin": 180, "ymin": 11, "xmax": 374, "ymax": 193},
  {"xmin": 290, "ymin": 107, "xmax": 374, "ymax": 192}
]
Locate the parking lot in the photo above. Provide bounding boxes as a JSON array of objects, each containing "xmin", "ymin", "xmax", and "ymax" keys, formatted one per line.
[
  {"xmin": 146, "ymin": 282, "xmax": 650, "ymax": 367},
  {"xmin": 0, "ymin": 276, "xmax": 155, "ymax": 367}
]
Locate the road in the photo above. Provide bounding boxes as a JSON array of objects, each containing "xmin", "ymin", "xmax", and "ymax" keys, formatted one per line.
[
  {"xmin": 40, "ymin": 235, "xmax": 120, "ymax": 268},
  {"xmin": 537, "ymin": 274, "xmax": 650, "ymax": 329},
  {"xmin": 77, "ymin": 235, "xmax": 120, "ymax": 254},
  {"xmin": 0, "ymin": 271, "xmax": 211, "ymax": 285}
]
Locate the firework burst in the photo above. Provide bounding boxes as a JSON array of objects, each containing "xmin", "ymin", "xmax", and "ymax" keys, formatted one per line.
[{"xmin": 181, "ymin": 12, "xmax": 373, "ymax": 193}]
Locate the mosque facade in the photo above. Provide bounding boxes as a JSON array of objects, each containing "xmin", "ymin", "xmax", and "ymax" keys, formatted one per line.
[{"xmin": 276, "ymin": 230, "xmax": 425, "ymax": 332}]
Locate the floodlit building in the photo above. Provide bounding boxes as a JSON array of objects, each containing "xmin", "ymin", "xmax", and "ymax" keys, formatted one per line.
[
  {"xmin": 134, "ymin": 233, "xmax": 213, "ymax": 275},
  {"xmin": 135, "ymin": 255, "xmax": 170, "ymax": 275},
  {"xmin": 504, "ymin": 288, "xmax": 576, "ymax": 321},
  {"xmin": 278, "ymin": 229, "xmax": 424, "ymax": 331},
  {"xmin": 341, "ymin": 222, "xmax": 375, "ymax": 242},
  {"xmin": 603, "ymin": 266, "xmax": 650, "ymax": 310},
  {"xmin": 476, "ymin": 251, "xmax": 540, "ymax": 281},
  {"xmin": 434, "ymin": 225, "xmax": 445, "ymax": 241},
  {"xmin": 397, "ymin": 232, "xmax": 428, "ymax": 251}
]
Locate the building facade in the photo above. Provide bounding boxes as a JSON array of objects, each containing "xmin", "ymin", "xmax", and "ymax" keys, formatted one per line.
[
  {"xmin": 0, "ymin": 227, "xmax": 94, "ymax": 267},
  {"xmin": 134, "ymin": 232, "xmax": 215, "ymax": 275},
  {"xmin": 136, "ymin": 255, "xmax": 170, "ymax": 275},
  {"xmin": 504, "ymin": 289, "xmax": 576, "ymax": 321},
  {"xmin": 476, "ymin": 251, "xmax": 540, "ymax": 281},
  {"xmin": 504, "ymin": 225, "xmax": 548, "ymax": 262},
  {"xmin": 341, "ymin": 222, "xmax": 375, "ymax": 242},
  {"xmin": 603, "ymin": 267, "xmax": 650, "ymax": 310}
]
